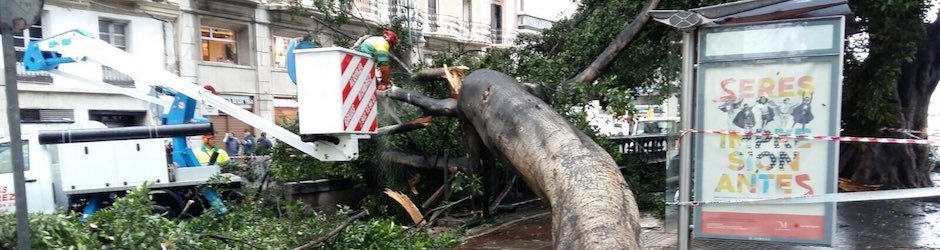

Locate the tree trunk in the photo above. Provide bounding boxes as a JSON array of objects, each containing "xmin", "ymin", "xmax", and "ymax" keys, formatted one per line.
[
  {"xmin": 840, "ymin": 16, "xmax": 940, "ymax": 188},
  {"xmin": 458, "ymin": 69, "xmax": 641, "ymax": 249}
]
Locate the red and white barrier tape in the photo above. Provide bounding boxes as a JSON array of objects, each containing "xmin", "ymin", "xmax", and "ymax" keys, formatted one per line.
[
  {"xmin": 230, "ymin": 155, "xmax": 272, "ymax": 160},
  {"xmin": 666, "ymin": 187, "xmax": 940, "ymax": 206}
]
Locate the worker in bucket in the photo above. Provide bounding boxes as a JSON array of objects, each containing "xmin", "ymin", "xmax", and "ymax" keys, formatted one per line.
[
  {"xmin": 357, "ymin": 30, "xmax": 398, "ymax": 91},
  {"xmin": 194, "ymin": 134, "xmax": 230, "ymax": 165}
]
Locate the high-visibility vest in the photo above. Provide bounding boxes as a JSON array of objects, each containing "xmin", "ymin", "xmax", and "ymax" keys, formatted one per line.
[
  {"xmin": 358, "ymin": 36, "xmax": 391, "ymax": 66},
  {"xmin": 193, "ymin": 145, "xmax": 230, "ymax": 165}
]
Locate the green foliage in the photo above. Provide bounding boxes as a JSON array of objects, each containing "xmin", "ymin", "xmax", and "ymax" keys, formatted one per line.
[
  {"xmin": 842, "ymin": 0, "xmax": 932, "ymax": 135},
  {"xmin": 0, "ymin": 184, "xmax": 201, "ymax": 249},
  {"xmin": 269, "ymin": 119, "xmax": 367, "ymax": 183},
  {"xmin": 287, "ymin": 0, "xmax": 351, "ymax": 26},
  {"xmin": 324, "ymin": 218, "xmax": 463, "ymax": 249},
  {"xmin": 1, "ymin": 184, "xmax": 463, "ymax": 249}
]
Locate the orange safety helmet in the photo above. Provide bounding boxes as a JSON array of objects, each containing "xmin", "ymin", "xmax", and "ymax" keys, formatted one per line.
[{"xmin": 383, "ymin": 30, "xmax": 398, "ymax": 48}]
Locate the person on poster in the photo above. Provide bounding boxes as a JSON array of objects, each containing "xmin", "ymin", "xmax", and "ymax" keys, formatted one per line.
[
  {"xmin": 755, "ymin": 96, "xmax": 775, "ymax": 132},
  {"xmin": 791, "ymin": 95, "xmax": 815, "ymax": 131},
  {"xmin": 718, "ymin": 98, "xmax": 744, "ymax": 131},
  {"xmin": 775, "ymin": 98, "xmax": 796, "ymax": 130},
  {"xmin": 734, "ymin": 103, "xmax": 756, "ymax": 132}
]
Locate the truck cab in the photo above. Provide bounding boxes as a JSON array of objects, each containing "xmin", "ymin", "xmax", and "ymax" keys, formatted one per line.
[{"xmin": 0, "ymin": 134, "xmax": 58, "ymax": 213}]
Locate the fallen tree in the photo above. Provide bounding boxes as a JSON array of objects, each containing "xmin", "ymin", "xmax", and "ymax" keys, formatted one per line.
[{"xmin": 458, "ymin": 69, "xmax": 642, "ymax": 248}]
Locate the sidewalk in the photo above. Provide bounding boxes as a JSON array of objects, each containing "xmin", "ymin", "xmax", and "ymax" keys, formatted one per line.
[{"xmin": 453, "ymin": 198, "xmax": 940, "ymax": 249}]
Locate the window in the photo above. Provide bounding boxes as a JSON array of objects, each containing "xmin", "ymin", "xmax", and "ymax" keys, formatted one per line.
[
  {"xmin": 21, "ymin": 109, "xmax": 74, "ymax": 123},
  {"xmin": 14, "ymin": 18, "xmax": 51, "ymax": 82},
  {"xmin": 462, "ymin": 0, "xmax": 472, "ymax": 30},
  {"xmin": 99, "ymin": 19, "xmax": 127, "ymax": 50},
  {"xmin": 13, "ymin": 19, "xmax": 42, "ymax": 62},
  {"xmin": 99, "ymin": 19, "xmax": 134, "ymax": 86},
  {"xmin": 201, "ymin": 27, "xmax": 238, "ymax": 64},
  {"xmin": 491, "ymin": 4, "xmax": 503, "ymax": 43},
  {"xmin": 89, "ymin": 110, "xmax": 145, "ymax": 128},
  {"xmin": 273, "ymin": 36, "xmax": 295, "ymax": 69},
  {"xmin": 0, "ymin": 141, "xmax": 30, "ymax": 174},
  {"xmin": 428, "ymin": 0, "xmax": 438, "ymax": 31}
]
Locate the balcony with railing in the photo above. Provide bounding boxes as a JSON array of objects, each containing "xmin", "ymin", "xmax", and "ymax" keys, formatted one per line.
[
  {"xmin": 16, "ymin": 62, "xmax": 52, "ymax": 83},
  {"xmin": 102, "ymin": 66, "xmax": 135, "ymax": 87},
  {"xmin": 517, "ymin": 14, "xmax": 554, "ymax": 32},
  {"xmin": 267, "ymin": 0, "xmax": 504, "ymax": 46}
]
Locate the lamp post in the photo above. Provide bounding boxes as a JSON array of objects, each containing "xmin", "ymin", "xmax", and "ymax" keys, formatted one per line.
[
  {"xmin": 649, "ymin": 9, "xmax": 705, "ymax": 250},
  {"xmin": 2, "ymin": 0, "xmax": 43, "ymax": 248}
]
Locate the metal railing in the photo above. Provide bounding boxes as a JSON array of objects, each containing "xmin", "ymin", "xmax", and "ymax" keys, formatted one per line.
[
  {"xmin": 15, "ymin": 62, "xmax": 53, "ymax": 83},
  {"xmin": 517, "ymin": 14, "xmax": 554, "ymax": 31},
  {"xmin": 610, "ymin": 134, "xmax": 670, "ymax": 163},
  {"xmin": 102, "ymin": 66, "xmax": 135, "ymax": 87},
  {"xmin": 278, "ymin": 0, "xmax": 515, "ymax": 45}
]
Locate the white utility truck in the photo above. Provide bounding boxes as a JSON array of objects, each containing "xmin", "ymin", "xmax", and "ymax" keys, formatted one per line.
[{"xmin": 0, "ymin": 29, "xmax": 377, "ymax": 218}]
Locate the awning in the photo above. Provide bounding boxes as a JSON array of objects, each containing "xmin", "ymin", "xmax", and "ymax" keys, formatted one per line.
[{"xmin": 274, "ymin": 98, "xmax": 299, "ymax": 108}]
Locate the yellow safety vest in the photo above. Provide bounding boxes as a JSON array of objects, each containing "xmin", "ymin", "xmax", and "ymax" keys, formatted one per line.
[{"xmin": 193, "ymin": 145, "xmax": 230, "ymax": 165}]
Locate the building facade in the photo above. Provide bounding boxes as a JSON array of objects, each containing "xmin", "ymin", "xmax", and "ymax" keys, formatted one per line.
[
  {"xmin": 1, "ymin": 0, "xmax": 577, "ymax": 142},
  {"xmin": 0, "ymin": 0, "xmax": 179, "ymax": 138}
]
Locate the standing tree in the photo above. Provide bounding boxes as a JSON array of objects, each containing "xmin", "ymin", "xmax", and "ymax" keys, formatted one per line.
[{"xmin": 840, "ymin": 1, "xmax": 940, "ymax": 189}]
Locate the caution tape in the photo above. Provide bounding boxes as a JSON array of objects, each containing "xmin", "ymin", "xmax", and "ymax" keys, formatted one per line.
[
  {"xmin": 666, "ymin": 187, "xmax": 940, "ymax": 206},
  {"xmin": 680, "ymin": 129, "xmax": 940, "ymax": 146},
  {"xmin": 229, "ymin": 155, "xmax": 272, "ymax": 160}
]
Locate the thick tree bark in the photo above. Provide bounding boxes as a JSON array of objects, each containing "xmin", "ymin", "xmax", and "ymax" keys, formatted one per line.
[
  {"xmin": 840, "ymin": 16, "xmax": 940, "ymax": 188},
  {"xmin": 380, "ymin": 151, "xmax": 471, "ymax": 172},
  {"xmin": 381, "ymin": 86, "xmax": 458, "ymax": 117},
  {"xmin": 458, "ymin": 69, "xmax": 641, "ymax": 249},
  {"xmin": 568, "ymin": 0, "xmax": 661, "ymax": 85}
]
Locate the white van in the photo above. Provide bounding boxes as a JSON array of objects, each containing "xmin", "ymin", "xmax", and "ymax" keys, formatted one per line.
[{"xmin": 632, "ymin": 117, "xmax": 680, "ymax": 135}]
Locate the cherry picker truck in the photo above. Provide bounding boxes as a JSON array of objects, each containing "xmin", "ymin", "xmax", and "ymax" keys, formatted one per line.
[{"xmin": 0, "ymin": 29, "xmax": 379, "ymax": 218}]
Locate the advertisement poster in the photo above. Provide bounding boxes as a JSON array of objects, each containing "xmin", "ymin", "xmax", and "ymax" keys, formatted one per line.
[{"xmin": 692, "ymin": 17, "xmax": 843, "ymax": 245}]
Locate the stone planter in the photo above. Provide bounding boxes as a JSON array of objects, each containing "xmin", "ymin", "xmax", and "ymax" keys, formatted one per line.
[{"xmin": 284, "ymin": 179, "xmax": 374, "ymax": 213}]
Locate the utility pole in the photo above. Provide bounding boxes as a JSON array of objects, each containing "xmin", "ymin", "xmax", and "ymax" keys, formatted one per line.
[{"xmin": 1, "ymin": 0, "xmax": 43, "ymax": 248}]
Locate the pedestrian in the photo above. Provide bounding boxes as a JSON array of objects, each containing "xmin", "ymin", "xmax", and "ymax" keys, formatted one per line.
[
  {"xmin": 223, "ymin": 132, "xmax": 240, "ymax": 156},
  {"xmin": 357, "ymin": 30, "xmax": 398, "ymax": 91},
  {"xmin": 241, "ymin": 129, "xmax": 256, "ymax": 156},
  {"xmin": 257, "ymin": 132, "xmax": 273, "ymax": 155}
]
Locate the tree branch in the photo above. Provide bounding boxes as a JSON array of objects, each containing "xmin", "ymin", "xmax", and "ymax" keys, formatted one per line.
[
  {"xmin": 412, "ymin": 68, "xmax": 451, "ymax": 82},
  {"xmin": 293, "ymin": 210, "xmax": 369, "ymax": 250},
  {"xmin": 377, "ymin": 116, "xmax": 432, "ymax": 135},
  {"xmin": 568, "ymin": 0, "xmax": 662, "ymax": 85},
  {"xmin": 381, "ymin": 86, "xmax": 458, "ymax": 117},
  {"xmin": 380, "ymin": 151, "xmax": 472, "ymax": 172}
]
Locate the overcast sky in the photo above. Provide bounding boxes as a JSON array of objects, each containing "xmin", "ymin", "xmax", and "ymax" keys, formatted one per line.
[{"xmin": 929, "ymin": 0, "xmax": 939, "ymax": 22}]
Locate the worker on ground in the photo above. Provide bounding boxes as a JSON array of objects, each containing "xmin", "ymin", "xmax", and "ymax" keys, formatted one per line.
[
  {"xmin": 357, "ymin": 30, "xmax": 398, "ymax": 91},
  {"xmin": 194, "ymin": 134, "xmax": 230, "ymax": 165}
]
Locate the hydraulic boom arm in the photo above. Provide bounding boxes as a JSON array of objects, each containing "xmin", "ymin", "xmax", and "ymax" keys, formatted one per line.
[{"xmin": 23, "ymin": 30, "xmax": 361, "ymax": 161}]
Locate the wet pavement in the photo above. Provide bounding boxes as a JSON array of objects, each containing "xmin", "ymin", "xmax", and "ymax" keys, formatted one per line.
[{"xmin": 452, "ymin": 198, "xmax": 940, "ymax": 249}]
